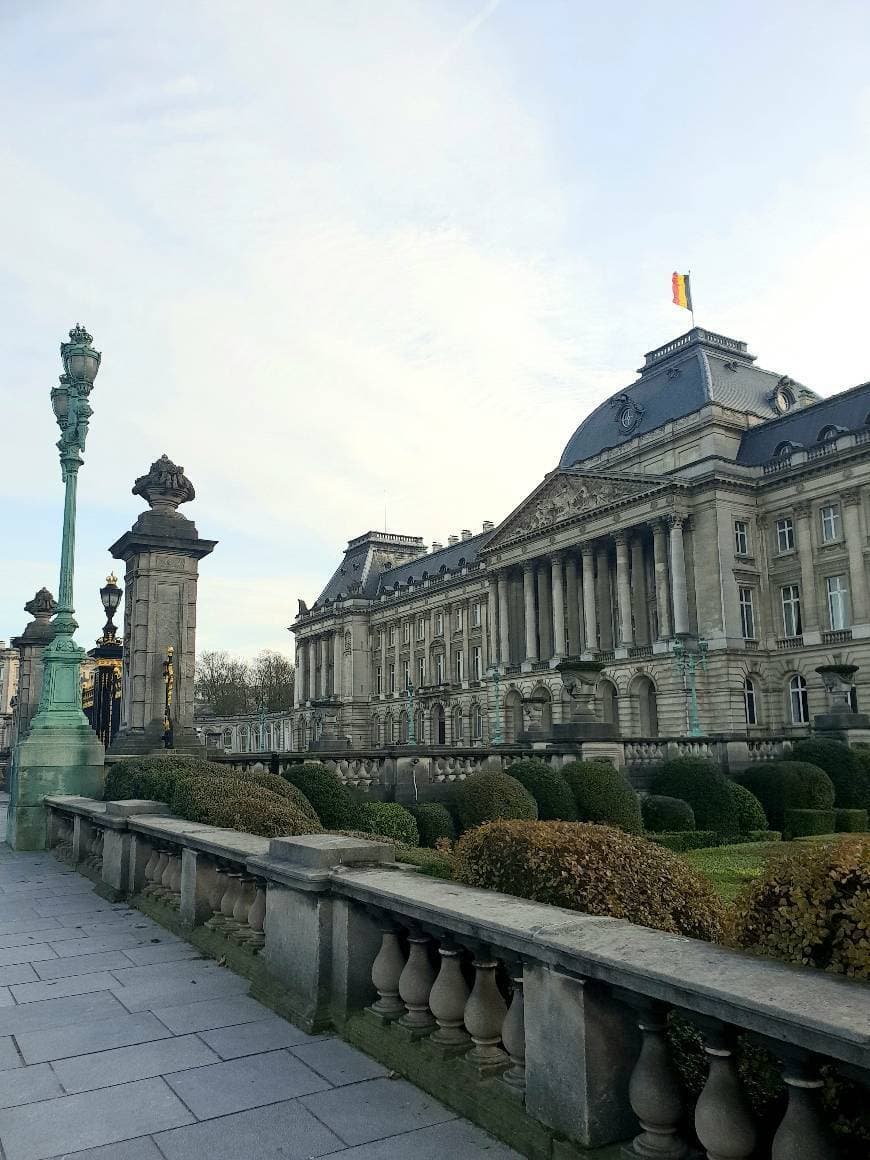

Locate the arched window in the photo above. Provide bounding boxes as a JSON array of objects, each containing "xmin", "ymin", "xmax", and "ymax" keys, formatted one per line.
[
  {"xmin": 789, "ymin": 674, "xmax": 809, "ymax": 724},
  {"xmin": 503, "ymin": 689, "xmax": 523, "ymax": 744},
  {"xmin": 632, "ymin": 675, "xmax": 658, "ymax": 735},
  {"xmin": 391, "ymin": 713, "xmax": 399, "ymax": 743},
  {"xmin": 399, "ymin": 711, "xmax": 408, "ymax": 744},
  {"xmin": 384, "ymin": 712, "xmax": 394, "ymax": 745},
  {"xmin": 432, "ymin": 703, "xmax": 446, "ymax": 745},
  {"xmin": 222, "ymin": 728, "xmax": 233, "ymax": 750},
  {"xmin": 773, "ymin": 440, "xmax": 794, "ymax": 459},
  {"xmin": 238, "ymin": 725, "xmax": 249, "ymax": 752},
  {"xmin": 274, "ymin": 723, "xmax": 283, "ymax": 750},
  {"xmin": 471, "ymin": 703, "xmax": 482, "ymax": 740},
  {"xmin": 452, "ymin": 705, "xmax": 464, "ymax": 744},
  {"xmin": 415, "ymin": 709, "xmax": 425, "ymax": 743},
  {"xmin": 743, "ymin": 677, "xmax": 758, "ymax": 725},
  {"xmin": 251, "ymin": 727, "xmax": 261, "ymax": 751},
  {"xmin": 598, "ymin": 679, "xmax": 618, "ymax": 725},
  {"xmin": 371, "ymin": 715, "xmax": 380, "ymax": 746},
  {"xmin": 264, "ymin": 725, "xmax": 272, "ymax": 750}
]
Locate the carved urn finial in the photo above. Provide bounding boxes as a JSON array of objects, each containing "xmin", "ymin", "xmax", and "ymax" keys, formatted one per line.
[
  {"xmin": 24, "ymin": 588, "xmax": 57, "ymax": 623},
  {"xmin": 132, "ymin": 454, "xmax": 195, "ymax": 515}
]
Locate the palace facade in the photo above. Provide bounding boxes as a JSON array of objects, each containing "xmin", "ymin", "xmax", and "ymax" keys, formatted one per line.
[{"xmin": 223, "ymin": 326, "xmax": 870, "ymax": 755}]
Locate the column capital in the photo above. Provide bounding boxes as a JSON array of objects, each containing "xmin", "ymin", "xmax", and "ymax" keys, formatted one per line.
[
  {"xmin": 522, "ymin": 560, "xmax": 537, "ymax": 575},
  {"xmin": 842, "ymin": 488, "xmax": 862, "ymax": 507},
  {"xmin": 613, "ymin": 531, "xmax": 629, "ymax": 549},
  {"xmin": 668, "ymin": 512, "xmax": 689, "ymax": 531},
  {"xmin": 651, "ymin": 517, "xmax": 669, "ymax": 535},
  {"xmin": 580, "ymin": 542, "xmax": 595, "ymax": 559},
  {"xmin": 549, "ymin": 552, "xmax": 563, "ymax": 566}
]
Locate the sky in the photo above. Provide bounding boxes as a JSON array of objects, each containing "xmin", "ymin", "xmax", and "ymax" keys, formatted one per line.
[{"xmin": 2, "ymin": 0, "xmax": 870, "ymax": 659}]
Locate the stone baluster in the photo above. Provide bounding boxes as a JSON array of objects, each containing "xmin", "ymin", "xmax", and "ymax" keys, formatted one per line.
[
  {"xmin": 429, "ymin": 940, "xmax": 470, "ymax": 1052},
  {"xmin": 228, "ymin": 877, "xmax": 257, "ymax": 943},
  {"xmin": 141, "ymin": 846, "xmax": 159, "ymax": 892},
  {"xmin": 368, "ymin": 922, "xmax": 407, "ymax": 1021},
  {"xmin": 398, "ymin": 930, "xmax": 437, "ymax": 1033},
  {"xmin": 243, "ymin": 882, "xmax": 266, "ymax": 951},
  {"xmin": 210, "ymin": 872, "xmax": 242, "ymax": 932},
  {"xmin": 94, "ymin": 830, "xmax": 104, "ymax": 870},
  {"xmin": 625, "ymin": 1001, "xmax": 690, "ymax": 1158},
  {"xmin": 168, "ymin": 855, "xmax": 183, "ymax": 909},
  {"xmin": 771, "ymin": 1055, "xmax": 839, "ymax": 1160},
  {"xmin": 694, "ymin": 1021, "xmax": 757, "ymax": 1160},
  {"xmin": 145, "ymin": 850, "xmax": 169, "ymax": 897},
  {"xmin": 501, "ymin": 970, "xmax": 526, "ymax": 1092},
  {"xmin": 464, "ymin": 950, "xmax": 508, "ymax": 1073},
  {"xmin": 155, "ymin": 849, "xmax": 176, "ymax": 901},
  {"xmin": 204, "ymin": 867, "xmax": 232, "ymax": 930}
]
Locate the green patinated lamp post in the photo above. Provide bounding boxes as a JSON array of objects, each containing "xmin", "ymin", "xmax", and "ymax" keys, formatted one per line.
[
  {"xmin": 672, "ymin": 635, "xmax": 708, "ymax": 737},
  {"xmin": 6, "ymin": 325, "xmax": 106, "ymax": 850},
  {"xmin": 487, "ymin": 665, "xmax": 503, "ymax": 745}
]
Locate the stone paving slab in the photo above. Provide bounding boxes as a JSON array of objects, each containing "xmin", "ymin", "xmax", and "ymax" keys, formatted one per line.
[{"xmin": 0, "ymin": 830, "xmax": 521, "ymax": 1160}]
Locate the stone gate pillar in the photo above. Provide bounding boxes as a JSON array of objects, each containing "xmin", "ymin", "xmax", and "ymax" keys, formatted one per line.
[
  {"xmin": 109, "ymin": 455, "xmax": 217, "ymax": 754},
  {"xmin": 9, "ymin": 588, "xmax": 57, "ymax": 750}
]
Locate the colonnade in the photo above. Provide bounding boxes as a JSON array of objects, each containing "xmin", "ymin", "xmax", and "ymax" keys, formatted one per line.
[
  {"xmin": 294, "ymin": 631, "xmax": 343, "ymax": 706},
  {"xmin": 487, "ymin": 516, "xmax": 691, "ymax": 666}
]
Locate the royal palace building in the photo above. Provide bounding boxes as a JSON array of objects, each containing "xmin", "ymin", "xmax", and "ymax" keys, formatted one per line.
[{"xmin": 227, "ymin": 326, "xmax": 870, "ymax": 756}]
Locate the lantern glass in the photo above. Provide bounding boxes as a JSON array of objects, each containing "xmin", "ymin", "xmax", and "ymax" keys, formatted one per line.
[
  {"xmin": 100, "ymin": 579, "xmax": 122, "ymax": 615},
  {"xmin": 51, "ymin": 388, "xmax": 69, "ymax": 421},
  {"xmin": 64, "ymin": 348, "xmax": 100, "ymax": 384}
]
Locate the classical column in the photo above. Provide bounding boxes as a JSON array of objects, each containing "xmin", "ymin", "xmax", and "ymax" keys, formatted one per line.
[
  {"xmin": 581, "ymin": 546, "xmax": 597, "ymax": 654},
  {"xmin": 295, "ymin": 641, "xmax": 305, "ymax": 707},
  {"xmin": 332, "ymin": 630, "xmax": 343, "ymax": 698},
  {"xmin": 497, "ymin": 573, "xmax": 510, "ymax": 666},
  {"xmin": 380, "ymin": 625, "xmax": 388, "ymax": 696},
  {"xmin": 461, "ymin": 598, "xmax": 470, "ymax": 684},
  {"xmin": 669, "ymin": 515, "xmax": 690, "ymax": 636},
  {"xmin": 551, "ymin": 554, "xmax": 566, "ymax": 659},
  {"xmin": 631, "ymin": 536, "xmax": 650, "ymax": 646},
  {"xmin": 523, "ymin": 563, "xmax": 539, "ymax": 663},
  {"xmin": 596, "ymin": 546, "xmax": 613, "ymax": 649},
  {"xmin": 652, "ymin": 520, "xmax": 672, "ymax": 640},
  {"xmin": 536, "ymin": 564, "xmax": 552, "ymax": 659},
  {"xmin": 614, "ymin": 534, "xmax": 633, "ymax": 648},
  {"xmin": 393, "ymin": 619, "xmax": 401, "ymax": 694},
  {"xmin": 841, "ymin": 490, "xmax": 868, "ymax": 624},
  {"xmin": 564, "ymin": 554, "xmax": 580, "ymax": 656},
  {"xmin": 487, "ymin": 577, "xmax": 499, "ymax": 667},
  {"xmin": 319, "ymin": 636, "xmax": 329, "ymax": 698},
  {"xmin": 308, "ymin": 638, "xmax": 317, "ymax": 701},
  {"xmin": 793, "ymin": 502, "xmax": 819, "ymax": 631}
]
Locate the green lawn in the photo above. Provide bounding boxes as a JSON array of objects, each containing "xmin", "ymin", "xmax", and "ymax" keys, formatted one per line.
[{"xmin": 682, "ymin": 833, "xmax": 870, "ymax": 902}]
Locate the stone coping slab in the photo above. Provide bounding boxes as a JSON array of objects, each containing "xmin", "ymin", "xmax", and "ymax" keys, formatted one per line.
[{"xmin": 128, "ymin": 816, "xmax": 270, "ymax": 861}]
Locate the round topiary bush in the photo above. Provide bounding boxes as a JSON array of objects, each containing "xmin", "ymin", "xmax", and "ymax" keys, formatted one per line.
[
  {"xmin": 171, "ymin": 777, "xmax": 322, "ymax": 838},
  {"xmin": 412, "ymin": 803, "xmax": 456, "ymax": 847},
  {"xmin": 642, "ymin": 795, "xmax": 696, "ymax": 833},
  {"xmin": 282, "ymin": 763, "xmax": 361, "ymax": 829},
  {"xmin": 506, "ymin": 759, "xmax": 577, "ymax": 821},
  {"xmin": 452, "ymin": 771, "xmax": 538, "ymax": 832},
  {"xmin": 650, "ymin": 758, "xmax": 738, "ymax": 836},
  {"xmin": 790, "ymin": 738, "xmax": 869, "ymax": 809},
  {"xmin": 733, "ymin": 837, "xmax": 870, "ymax": 978},
  {"xmin": 239, "ymin": 771, "xmax": 320, "ymax": 828},
  {"xmin": 736, "ymin": 761, "xmax": 835, "ymax": 832},
  {"xmin": 104, "ymin": 754, "xmax": 217, "ymax": 804},
  {"xmin": 726, "ymin": 780, "xmax": 767, "ymax": 834},
  {"xmin": 456, "ymin": 820, "xmax": 724, "ymax": 940},
  {"xmin": 357, "ymin": 802, "xmax": 419, "ymax": 846},
  {"xmin": 561, "ymin": 761, "xmax": 642, "ymax": 833}
]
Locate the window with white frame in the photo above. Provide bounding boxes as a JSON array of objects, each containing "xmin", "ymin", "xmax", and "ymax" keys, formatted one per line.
[
  {"xmin": 776, "ymin": 517, "xmax": 795, "ymax": 553},
  {"xmin": 375, "ymin": 629, "xmax": 383, "ymax": 649},
  {"xmin": 471, "ymin": 601, "xmax": 481, "ymax": 627},
  {"xmin": 402, "ymin": 659, "xmax": 410, "ymax": 690},
  {"xmin": 734, "ymin": 520, "xmax": 749, "ymax": 556},
  {"xmin": 826, "ymin": 574, "xmax": 849, "ymax": 629},
  {"xmin": 738, "ymin": 586, "xmax": 756, "ymax": 639},
  {"xmin": 472, "ymin": 703, "xmax": 482, "ymax": 739},
  {"xmin": 388, "ymin": 663, "xmax": 396, "ymax": 693},
  {"xmin": 402, "ymin": 621, "xmax": 410, "ymax": 645},
  {"xmin": 455, "ymin": 606, "xmax": 464, "ymax": 632},
  {"xmin": 388, "ymin": 625, "xmax": 396, "ymax": 647},
  {"xmin": 417, "ymin": 616, "xmax": 425, "ymax": 641},
  {"xmin": 781, "ymin": 584, "xmax": 802, "ymax": 637},
  {"xmin": 453, "ymin": 705, "xmax": 464, "ymax": 741},
  {"xmin": 435, "ymin": 611, "xmax": 444, "ymax": 636},
  {"xmin": 471, "ymin": 645, "xmax": 482, "ymax": 680},
  {"xmin": 417, "ymin": 656, "xmax": 425, "ymax": 687},
  {"xmin": 435, "ymin": 653, "xmax": 444, "ymax": 684},
  {"xmin": 789, "ymin": 674, "xmax": 809, "ymax": 724},
  {"xmin": 375, "ymin": 665, "xmax": 382, "ymax": 695},
  {"xmin": 455, "ymin": 651, "xmax": 464, "ymax": 683},
  {"xmin": 821, "ymin": 503, "xmax": 841, "ymax": 543},
  {"xmin": 743, "ymin": 677, "xmax": 758, "ymax": 725}
]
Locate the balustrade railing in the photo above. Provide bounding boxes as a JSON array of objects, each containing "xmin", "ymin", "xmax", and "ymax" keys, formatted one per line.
[{"xmin": 42, "ymin": 795, "xmax": 867, "ymax": 1159}]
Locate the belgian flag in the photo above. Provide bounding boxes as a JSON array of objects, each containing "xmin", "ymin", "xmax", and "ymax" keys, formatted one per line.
[{"xmin": 672, "ymin": 272, "xmax": 693, "ymax": 311}]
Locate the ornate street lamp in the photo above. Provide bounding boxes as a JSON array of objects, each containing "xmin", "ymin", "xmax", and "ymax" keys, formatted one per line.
[
  {"xmin": 487, "ymin": 666, "xmax": 503, "ymax": 745},
  {"xmin": 672, "ymin": 635, "xmax": 708, "ymax": 737},
  {"xmin": 85, "ymin": 573, "xmax": 124, "ymax": 748}
]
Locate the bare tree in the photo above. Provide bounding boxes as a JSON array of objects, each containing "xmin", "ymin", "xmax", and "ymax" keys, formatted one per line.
[
  {"xmin": 195, "ymin": 650, "xmax": 253, "ymax": 715},
  {"xmin": 249, "ymin": 650, "xmax": 295, "ymax": 712}
]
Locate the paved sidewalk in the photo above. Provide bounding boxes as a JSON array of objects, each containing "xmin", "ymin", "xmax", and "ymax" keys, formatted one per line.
[{"xmin": 0, "ymin": 798, "xmax": 519, "ymax": 1160}]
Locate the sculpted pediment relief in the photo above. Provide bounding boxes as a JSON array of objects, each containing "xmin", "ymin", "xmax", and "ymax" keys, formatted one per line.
[{"xmin": 483, "ymin": 471, "xmax": 669, "ymax": 550}]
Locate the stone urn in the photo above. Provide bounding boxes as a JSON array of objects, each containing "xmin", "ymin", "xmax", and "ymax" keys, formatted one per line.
[
  {"xmin": 815, "ymin": 664, "xmax": 858, "ymax": 717},
  {"xmin": 555, "ymin": 658, "xmax": 606, "ymax": 723}
]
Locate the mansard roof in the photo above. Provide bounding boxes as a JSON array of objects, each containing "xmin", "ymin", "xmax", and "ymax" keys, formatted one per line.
[
  {"xmin": 737, "ymin": 378, "xmax": 870, "ymax": 464},
  {"xmin": 559, "ymin": 328, "xmax": 819, "ymax": 468}
]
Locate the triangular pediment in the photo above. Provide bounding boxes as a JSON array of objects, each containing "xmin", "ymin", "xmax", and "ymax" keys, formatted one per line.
[{"xmin": 482, "ymin": 470, "xmax": 672, "ymax": 551}]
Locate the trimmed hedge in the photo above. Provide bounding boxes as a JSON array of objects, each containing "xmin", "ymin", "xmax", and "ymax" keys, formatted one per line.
[
  {"xmin": 647, "ymin": 830, "xmax": 719, "ymax": 852},
  {"xmin": 649, "ymin": 758, "xmax": 738, "ymax": 835},
  {"xmin": 506, "ymin": 759, "xmax": 577, "ymax": 821},
  {"xmin": 733, "ymin": 837, "xmax": 870, "ymax": 978},
  {"xmin": 357, "ymin": 802, "xmax": 419, "ymax": 846},
  {"xmin": 790, "ymin": 738, "xmax": 870, "ymax": 809},
  {"xmin": 452, "ymin": 771, "xmax": 538, "ymax": 832},
  {"xmin": 282, "ymin": 763, "xmax": 361, "ymax": 829},
  {"xmin": 456, "ymin": 820, "xmax": 724, "ymax": 940},
  {"xmin": 104, "ymin": 754, "xmax": 216, "ymax": 804},
  {"xmin": 783, "ymin": 809, "xmax": 837, "ymax": 839},
  {"xmin": 736, "ymin": 761, "xmax": 835, "ymax": 831},
  {"xmin": 412, "ymin": 803, "xmax": 456, "ymax": 847},
  {"xmin": 836, "ymin": 808, "xmax": 869, "ymax": 833},
  {"xmin": 726, "ymin": 781, "xmax": 767, "ymax": 833},
  {"xmin": 642, "ymin": 795, "xmax": 696, "ymax": 833},
  {"xmin": 561, "ymin": 761, "xmax": 643, "ymax": 833}
]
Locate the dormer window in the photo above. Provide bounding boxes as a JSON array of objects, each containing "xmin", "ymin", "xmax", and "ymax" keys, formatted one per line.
[
  {"xmin": 818, "ymin": 425, "xmax": 838, "ymax": 443},
  {"xmin": 772, "ymin": 380, "xmax": 796, "ymax": 415},
  {"xmin": 773, "ymin": 440, "xmax": 794, "ymax": 459}
]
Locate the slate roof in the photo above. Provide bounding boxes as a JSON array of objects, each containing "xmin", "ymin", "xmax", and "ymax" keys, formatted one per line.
[
  {"xmin": 737, "ymin": 379, "xmax": 870, "ymax": 465},
  {"xmin": 559, "ymin": 328, "xmax": 819, "ymax": 468},
  {"xmin": 377, "ymin": 531, "xmax": 491, "ymax": 593}
]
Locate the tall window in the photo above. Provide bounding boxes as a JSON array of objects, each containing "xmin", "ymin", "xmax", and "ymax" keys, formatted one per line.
[
  {"xmin": 435, "ymin": 653, "xmax": 444, "ymax": 684},
  {"xmin": 455, "ymin": 651, "xmax": 464, "ymax": 683},
  {"xmin": 734, "ymin": 520, "xmax": 749, "ymax": 556},
  {"xmin": 789, "ymin": 674, "xmax": 809, "ymax": 724},
  {"xmin": 375, "ymin": 665, "xmax": 382, "ymax": 695},
  {"xmin": 472, "ymin": 703, "xmax": 482, "ymax": 740},
  {"xmin": 453, "ymin": 706, "xmax": 464, "ymax": 742},
  {"xmin": 821, "ymin": 503, "xmax": 841, "ymax": 543},
  {"xmin": 455, "ymin": 606, "xmax": 464, "ymax": 632},
  {"xmin": 375, "ymin": 629, "xmax": 383, "ymax": 649},
  {"xmin": 402, "ymin": 621, "xmax": 410, "ymax": 645},
  {"xmin": 402, "ymin": 659, "xmax": 410, "ymax": 690},
  {"xmin": 471, "ymin": 645, "xmax": 482, "ymax": 681},
  {"xmin": 388, "ymin": 663, "xmax": 396, "ymax": 693},
  {"xmin": 827, "ymin": 574, "xmax": 849, "ymax": 629},
  {"xmin": 391, "ymin": 715, "xmax": 399, "ymax": 743},
  {"xmin": 781, "ymin": 584, "xmax": 802, "ymax": 637},
  {"xmin": 776, "ymin": 517, "xmax": 795, "ymax": 553},
  {"xmin": 222, "ymin": 728, "xmax": 232, "ymax": 749},
  {"xmin": 435, "ymin": 611, "xmax": 444, "ymax": 636},
  {"xmin": 739, "ymin": 586, "xmax": 756, "ymax": 639},
  {"xmin": 388, "ymin": 625, "xmax": 396, "ymax": 647},
  {"xmin": 471, "ymin": 601, "xmax": 481, "ymax": 627},
  {"xmin": 743, "ymin": 677, "xmax": 758, "ymax": 725},
  {"xmin": 417, "ymin": 616, "xmax": 425, "ymax": 641},
  {"xmin": 417, "ymin": 656, "xmax": 425, "ymax": 687},
  {"xmin": 371, "ymin": 716, "xmax": 380, "ymax": 746}
]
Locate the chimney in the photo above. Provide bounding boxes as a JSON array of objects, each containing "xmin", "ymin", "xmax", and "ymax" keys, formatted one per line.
[
  {"xmin": 448, "ymin": 534, "xmax": 459, "ymax": 546},
  {"xmin": 461, "ymin": 529, "xmax": 472, "ymax": 540},
  {"xmin": 432, "ymin": 541, "xmax": 443, "ymax": 552},
  {"xmin": 482, "ymin": 519, "xmax": 494, "ymax": 532}
]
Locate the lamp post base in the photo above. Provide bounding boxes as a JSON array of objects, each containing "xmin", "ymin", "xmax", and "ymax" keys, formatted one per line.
[{"xmin": 6, "ymin": 722, "xmax": 105, "ymax": 850}]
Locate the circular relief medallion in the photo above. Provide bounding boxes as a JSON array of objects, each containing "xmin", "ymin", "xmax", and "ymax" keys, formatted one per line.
[{"xmin": 610, "ymin": 393, "xmax": 645, "ymax": 436}]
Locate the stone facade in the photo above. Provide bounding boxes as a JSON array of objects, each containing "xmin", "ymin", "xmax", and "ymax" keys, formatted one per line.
[{"xmin": 0, "ymin": 639, "xmax": 18, "ymax": 750}]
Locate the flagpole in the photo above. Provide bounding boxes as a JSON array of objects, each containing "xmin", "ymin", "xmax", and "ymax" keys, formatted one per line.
[{"xmin": 689, "ymin": 267, "xmax": 696, "ymax": 328}]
